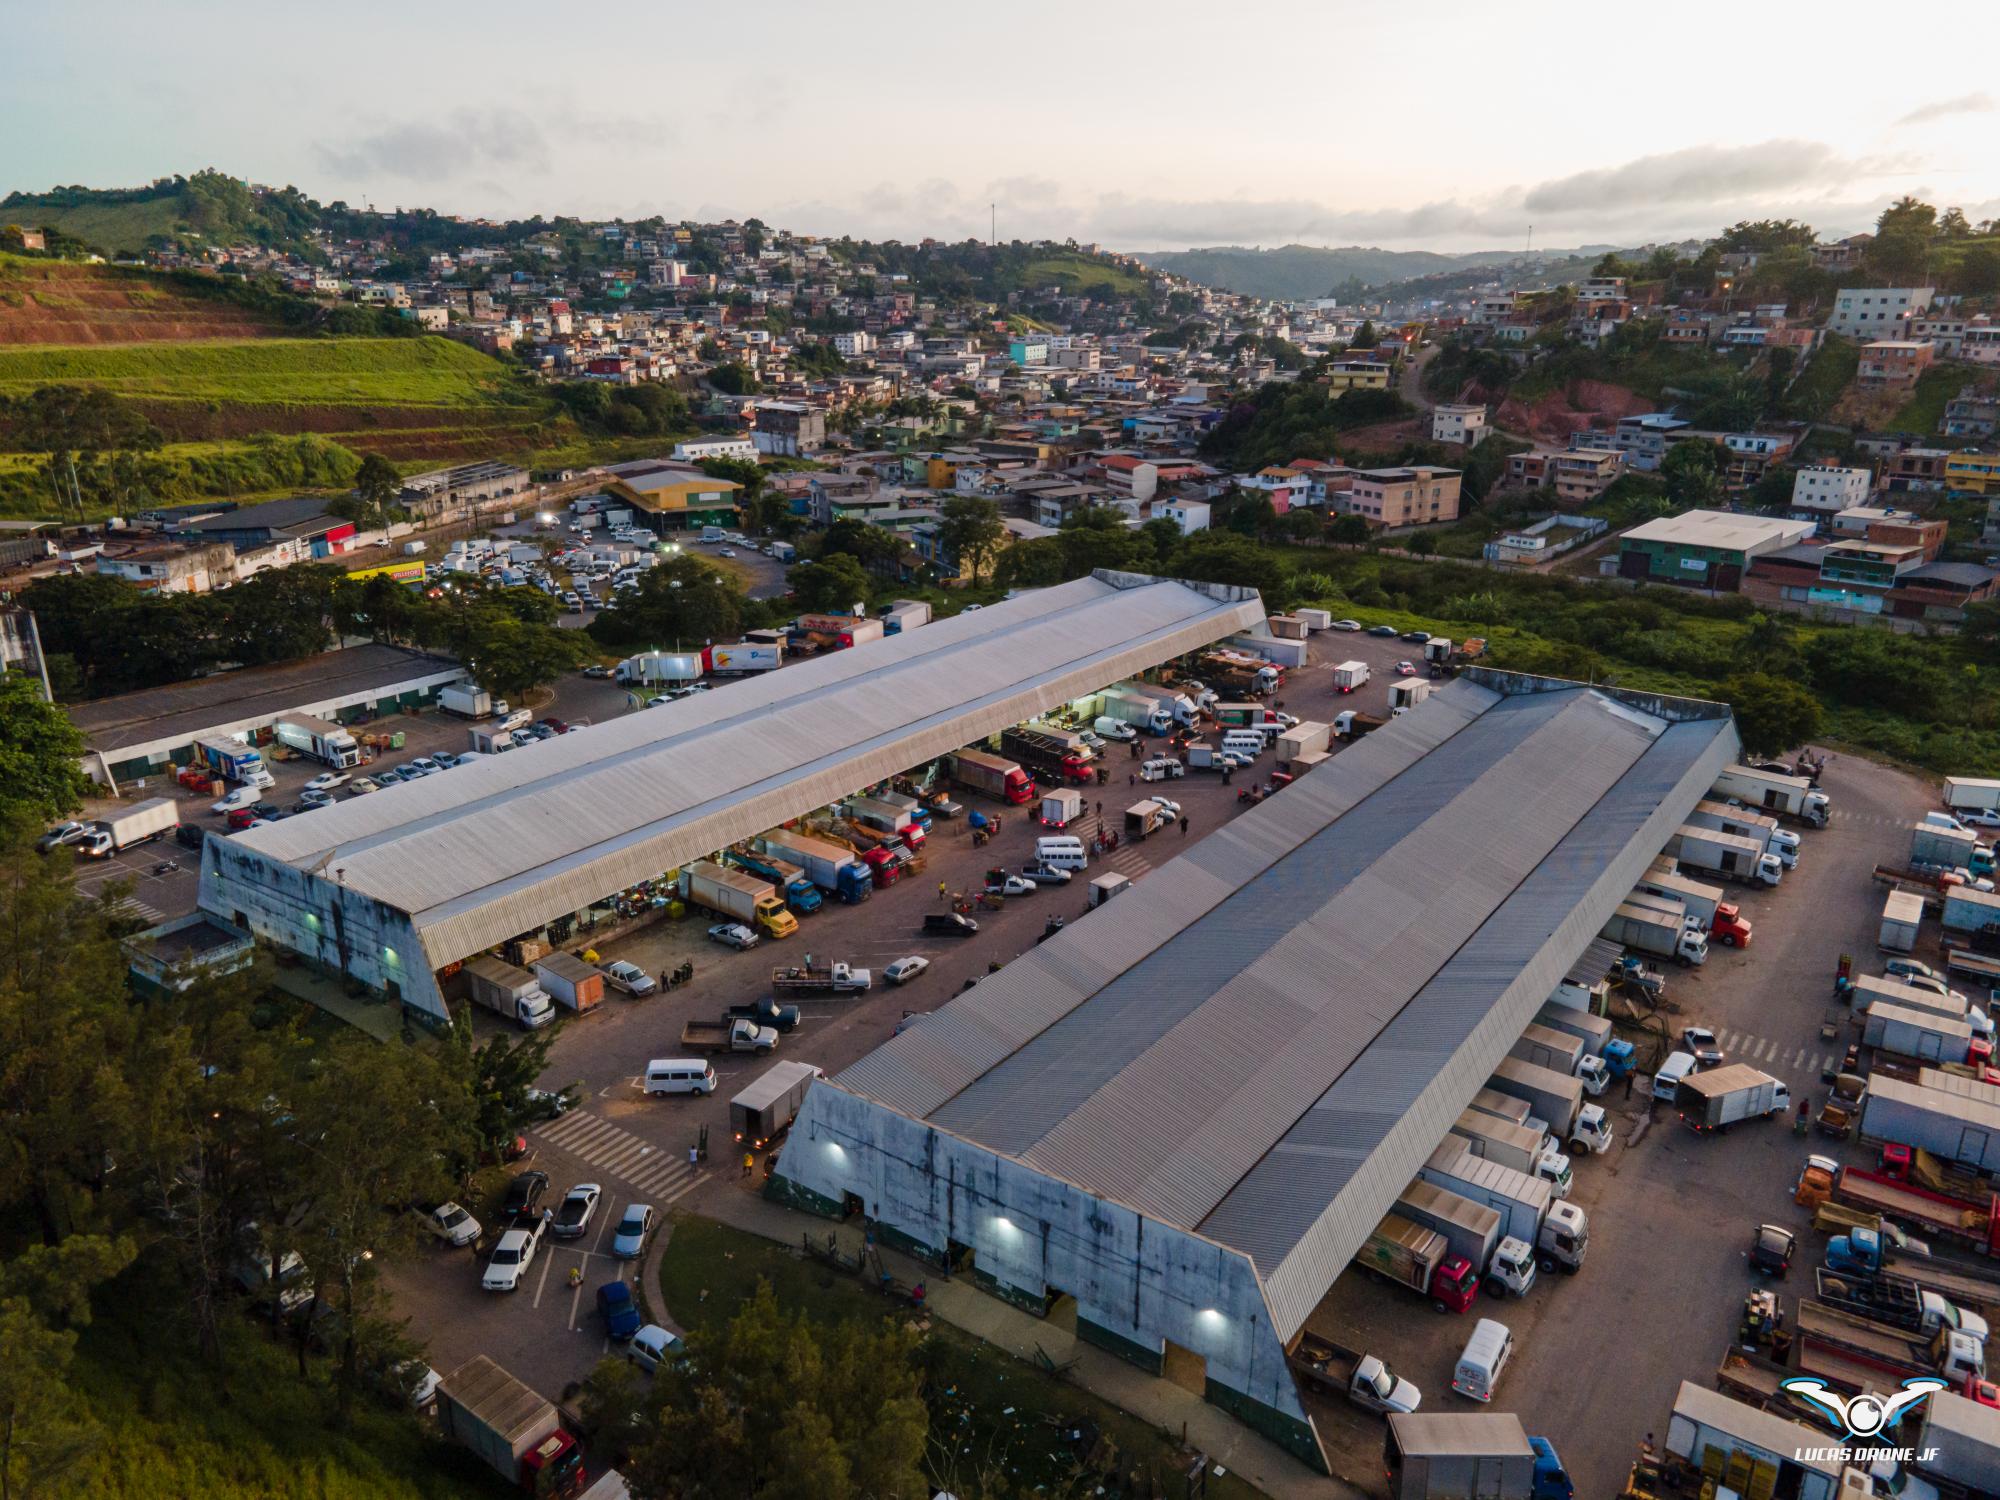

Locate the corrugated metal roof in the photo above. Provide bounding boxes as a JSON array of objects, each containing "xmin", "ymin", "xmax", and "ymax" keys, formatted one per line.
[
  {"xmin": 212, "ymin": 573, "xmax": 1261, "ymax": 969},
  {"xmin": 834, "ymin": 677, "xmax": 1736, "ymax": 1330}
]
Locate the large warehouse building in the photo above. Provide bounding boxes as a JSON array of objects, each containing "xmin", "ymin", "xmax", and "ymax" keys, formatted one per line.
[
  {"xmin": 199, "ymin": 572, "xmax": 1264, "ymax": 1023},
  {"xmin": 771, "ymin": 671, "xmax": 1739, "ymax": 1469}
]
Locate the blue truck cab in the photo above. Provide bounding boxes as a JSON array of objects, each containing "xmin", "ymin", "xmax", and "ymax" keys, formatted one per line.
[{"xmin": 1530, "ymin": 1438, "xmax": 1573, "ymax": 1500}]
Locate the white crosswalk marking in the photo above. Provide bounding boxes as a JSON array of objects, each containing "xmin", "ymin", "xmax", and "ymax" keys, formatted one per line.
[
  {"xmin": 1714, "ymin": 1030, "xmax": 1838, "ymax": 1080},
  {"xmin": 99, "ymin": 895, "xmax": 164, "ymax": 924},
  {"xmin": 533, "ymin": 1110, "xmax": 706, "ymax": 1204}
]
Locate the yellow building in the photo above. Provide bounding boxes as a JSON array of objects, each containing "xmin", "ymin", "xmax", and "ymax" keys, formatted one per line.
[
  {"xmin": 603, "ymin": 462, "xmax": 744, "ymax": 529},
  {"xmin": 1323, "ymin": 360, "xmax": 1392, "ymax": 393},
  {"xmin": 1946, "ymin": 450, "xmax": 2000, "ymax": 496}
]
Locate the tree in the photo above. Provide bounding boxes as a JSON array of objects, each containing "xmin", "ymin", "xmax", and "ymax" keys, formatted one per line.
[
  {"xmin": 937, "ymin": 496, "xmax": 1006, "ymax": 583},
  {"xmin": 449, "ymin": 611, "xmax": 586, "ymax": 700},
  {"xmin": 1938, "ymin": 207, "xmax": 1973, "ymax": 239},
  {"xmin": 587, "ymin": 557, "xmax": 745, "ymax": 651},
  {"xmin": 710, "ymin": 363, "xmax": 760, "ymax": 396},
  {"xmin": 1349, "ymin": 320, "xmax": 1379, "ymax": 349},
  {"xmin": 1329, "ymin": 514, "xmax": 1370, "ymax": 546},
  {"xmin": 1722, "ymin": 671, "xmax": 1825, "ymax": 759},
  {"xmin": 786, "ymin": 554, "xmax": 872, "ymax": 615},
  {"xmin": 625, "ymin": 1281, "xmax": 927, "ymax": 1500},
  {"xmin": 1956, "ymin": 247, "xmax": 2000, "ymax": 297},
  {"xmin": 1165, "ymin": 532, "xmax": 1291, "ymax": 610},
  {"xmin": 1660, "ymin": 441, "xmax": 1723, "ymax": 508},
  {"xmin": 352, "ymin": 453, "xmax": 401, "ymax": 512},
  {"xmin": 0, "ymin": 675, "xmax": 91, "ymax": 818},
  {"xmin": 1406, "ymin": 531, "xmax": 1439, "ymax": 557}
]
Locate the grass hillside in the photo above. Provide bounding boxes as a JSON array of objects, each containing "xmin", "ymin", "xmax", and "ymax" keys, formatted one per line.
[
  {"xmin": 1019, "ymin": 250, "xmax": 1147, "ymax": 297},
  {"xmin": 4, "ymin": 196, "xmax": 186, "ymax": 255}
]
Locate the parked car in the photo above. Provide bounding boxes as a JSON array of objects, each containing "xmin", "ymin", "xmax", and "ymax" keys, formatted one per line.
[
  {"xmin": 597, "ymin": 1280, "xmax": 642, "ymax": 1339},
  {"xmin": 923, "ymin": 913, "xmax": 979, "ymax": 937},
  {"xmin": 1021, "ymin": 865, "xmax": 1072, "ymax": 885},
  {"xmin": 1330, "ymin": 618, "xmax": 1362, "ymax": 631},
  {"xmin": 540, "ymin": 717, "xmax": 569, "ymax": 735},
  {"xmin": 986, "ymin": 874, "xmax": 1036, "ymax": 897},
  {"xmin": 626, "ymin": 1324, "xmax": 685, "ymax": 1374},
  {"xmin": 406, "ymin": 757, "xmax": 441, "ymax": 776},
  {"xmin": 174, "ymin": 824, "xmax": 207, "ymax": 851},
  {"xmin": 611, "ymin": 1203, "xmax": 653, "ymax": 1259},
  {"xmin": 304, "ymin": 772, "xmax": 350, "ymax": 793},
  {"xmin": 350, "ymin": 777, "xmax": 380, "ymax": 794},
  {"xmin": 373, "ymin": 767, "xmax": 407, "ymax": 786},
  {"xmin": 419, "ymin": 1201, "xmax": 482, "ymax": 1248},
  {"xmin": 1401, "ymin": 630, "xmax": 1432, "ymax": 643},
  {"xmin": 1681, "ymin": 1027, "xmax": 1725, "ymax": 1068},
  {"xmin": 604, "ymin": 960, "xmax": 656, "ymax": 997},
  {"xmin": 1961, "ymin": 808, "xmax": 2000, "ymax": 831},
  {"xmin": 37, "ymin": 821, "xmax": 93, "ymax": 853},
  {"xmin": 1396, "ymin": 661, "xmax": 1418, "ymax": 677},
  {"xmin": 885, "ymin": 955, "xmax": 931, "ymax": 985},
  {"xmin": 583, "ymin": 665, "xmax": 613, "ymax": 678},
  {"xmin": 707, "ymin": 922, "xmax": 760, "ymax": 950},
  {"xmin": 500, "ymin": 1170, "xmax": 549, "ymax": 1219},
  {"xmin": 1750, "ymin": 1223, "xmax": 1796, "ymax": 1277},
  {"xmin": 298, "ymin": 789, "xmax": 335, "ymax": 809},
  {"xmin": 551, "ymin": 1183, "xmax": 601, "ymax": 1240},
  {"xmin": 1367, "ymin": 625, "xmax": 1399, "ymax": 638}
]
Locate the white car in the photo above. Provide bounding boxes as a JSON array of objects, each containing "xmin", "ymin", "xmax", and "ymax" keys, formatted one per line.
[
  {"xmin": 395, "ymin": 1361, "xmax": 441, "ymax": 1408},
  {"xmin": 303, "ymin": 772, "xmax": 350, "ymax": 793},
  {"xmin": 1151, "ymin": 797, "xmax": 1183, "ymax": 820},
  {"xmin": 481, "ymin": 1223, "xmax": 541, "ymax": 1291},
  {"xmin": 1959, "ymin": 808, "xmax": 2000, "ymax": 830},
  {"xmin": 884, "ymin": 955, "xmax": 931, "ymax": 986},
  {"xmin": 626, "ymin": 1324, "xmax": 685, "ymax": 1374},
  {"xmin": 350, "ymin": 777, "xmax": 380, "ymax": 794},
  {"xmin": 421, "ymin": 1201, "xmax": 482, "ymax": 1247},
  {"xmin": 987, "ymin": 875, "xmax": 1036, "ymax": 897},
  {"xmin": 406, "ymin": 757, "xmax": 441, "ymax": 776},
  {"xmin": 1330, "ymin": 619, "xmax": 1363, "ymax": 631},
  {"xmin": 212, "ymin": 787, "xmax": 260, "ymax": 814},
  {"xmin": 718, "ymin": 548, "xmax": 737, "ymax": 558},
  {"xmin": 604, "ymin": 960, "xmax": 656, "ymax": 996},
  {"xmin": 708, "ymin": 922, "xmax": 760, "ymax": 950}
]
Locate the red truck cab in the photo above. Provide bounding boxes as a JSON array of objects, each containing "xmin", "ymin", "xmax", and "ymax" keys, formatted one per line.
[
  {"xmin": 1430, "ymin": 1255, "xmax": 1479, "ymax": 1314},
  {"xmin": 1004, "ymin": 769, "xmax": 1036, "ymax": 804},
  {"xmin": 1712, "ymin": 903, "xmax": 1753, "ymax": 948},
  {"xmin": 519, "ymin": 1429, "xmax": 584, "ymax": 1495},
  {"xmin": 1060, "ymin": 755, "xmax": 1094, "ymax": 785},
  {"xmin": 861, "ymin": 847, "xmax": 900, "ymax": 887}
]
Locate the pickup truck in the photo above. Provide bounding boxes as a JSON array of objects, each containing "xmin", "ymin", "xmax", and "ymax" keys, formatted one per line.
[
  {"xmin": 726, "ymin": 998, "xmax": 802, "ymax": 1033},
  {"xmin": 771, "ymin": 962, "xmax": 872, "ymax": 996},
  {"xmin": 680, "ymin": 1018, "xmax": 779, "ymax": 1055},
  {"xmin": 1286, "ymin": 1331, "xmax": 1421, "ymax": 1414},
  {"xmin": 550, "ymin": 1183, "xmax": 601, "ymax": 1241},
  {"xmin": 481, "ymin": 1214, "xmax": 548, "ymax": 1292}
]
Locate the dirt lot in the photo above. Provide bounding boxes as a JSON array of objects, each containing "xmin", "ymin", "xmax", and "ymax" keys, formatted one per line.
[{"xmin": 387, "ymin": 627, "xmax": 1422, "ymax": 1403}]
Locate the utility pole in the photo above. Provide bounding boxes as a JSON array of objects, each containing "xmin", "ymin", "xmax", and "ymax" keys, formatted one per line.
[
  {"xmin": 990, "ymin": 204, "xmax": 996, "ymax": 247},
  {"xmin": 1525, "ymin": 224, "xmax": 1534, "ymax": 257}
]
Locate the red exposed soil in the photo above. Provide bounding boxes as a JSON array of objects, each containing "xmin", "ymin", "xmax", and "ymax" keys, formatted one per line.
[
  {"xmin": 1495, "ymin": 379, "xmax": 1651, "ymax": 444},
  {"xmin": 0, "ymin": 263, "xmax": 282, "ymax": 345}
]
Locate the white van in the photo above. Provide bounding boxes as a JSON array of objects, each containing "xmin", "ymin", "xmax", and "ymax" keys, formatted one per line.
[
  {"xmin": 1651, "ymin": 1050, "xmax": 1697, "ymax": 1102},
  {"xmin": 644, "ymin": 1058, "xmax": 718, "ymax": 1097},
  {"xmin": 1221, "ymin": 730, "xmax": 1266, "ymax": 757},
  {"xmin": 1451, "ymin": 1318, "xmax": 1514, "ymax": 1402},
  {"xmin": 1092, "ymin": 716, "xmax": 1139, "ymax": 742},
  {"xmin": 1035, "ymin": 836, "xmax": 1090, "ymax": 871}
]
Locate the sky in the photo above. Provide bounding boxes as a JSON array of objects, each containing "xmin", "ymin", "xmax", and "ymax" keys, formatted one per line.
[{"xmin": 6, "ymin": 0, "xmax": 1999, "ymax": 254}]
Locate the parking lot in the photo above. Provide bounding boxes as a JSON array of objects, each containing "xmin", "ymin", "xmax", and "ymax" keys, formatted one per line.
[
  {"xmin": 1295, "ymin": 749, "xmax": 1935, "ymax": 1496},
  {"xmin": 386, "ymin": 627, "xmax": 1423, "ymax": 1402}
]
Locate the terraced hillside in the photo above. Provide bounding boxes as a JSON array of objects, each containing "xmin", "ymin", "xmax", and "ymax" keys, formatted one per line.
[{"xmin": 0, "ymin": 254, "xmax": 283, "ymax": 343}]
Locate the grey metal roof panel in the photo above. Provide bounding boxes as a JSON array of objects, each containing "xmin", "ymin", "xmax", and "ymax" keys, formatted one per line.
[{"xmin": 214, "ymin": 573, "xmax": 1260, "ymax": 968}]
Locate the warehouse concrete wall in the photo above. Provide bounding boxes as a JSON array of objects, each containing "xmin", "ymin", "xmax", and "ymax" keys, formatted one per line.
[
  {"xmin": 772, "ymin": 1082, "xmax": 1325, "ymax": 1469},
  {"xmin": 198, "ymin": 837, "xmax": 446, "ymax": 1022}
]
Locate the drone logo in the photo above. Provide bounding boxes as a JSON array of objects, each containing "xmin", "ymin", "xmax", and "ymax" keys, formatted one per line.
[{"xmin": 1780, "ymin": 1377, "xmax": 1947, "ymax": 1440}]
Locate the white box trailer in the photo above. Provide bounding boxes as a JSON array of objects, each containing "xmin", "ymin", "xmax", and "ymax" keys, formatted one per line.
[
  {"xmin": 1862, "ymin": 1002, "xmax": 1973, "ymax": 1065},
  {"xmin": 1669, "ymin": 825, "xmax": 1780, "ymax": 888},
  {"xmin": 1945, "ymin": 778, "xmax": 2000, "ymax": 814},
  {"xmin": 1535, "ymin": 1002, "xmax": 1614, "ymax": 1058},
  {"xmin": 1389, "ymin": 678, "xmax": 1432, "ymax": 713},
  {"xmin": 1393, "ymin": 1180, "xmax": 1504, "ymax": 1276},
  {"xmin": 1711, "ymin": 765, "xmax": 1829, "ymax": 827},
  {"xmin": 1944, "ymin": 887, "xmax": 2000, "ymax": 937},
  {"xmin": 1665, "ymin": 1381, "xmax": 1844, "ymax": 1500},
  {"xmin": 1861, "ymin": 1076, "xmax": 2000, "ymax": 1174},
  {"xmin": 1333, "ymin": 660, "xmax": 1370, "ymax": 693},
  {"xmin": 1851, "ymin": 973, "xmax": 1967, "ymax": 1021},
  {"xmin": 1487, "ymin": 1057, "xmax": 1583, "ymax": 1139},
  {"xmin": 1882, "ymin": 889, "xmax": 1925, "ymax": 952},
  {"xmin": 1276, "ymin": 721, "xmax": 1331, "ymax": 761},
  {"xmin": 1917, "ymin": 1390, "xmax": 2000, "ymax": 1495},
  {"xmin": 1386, "ymin": 1413, "xmax": 1538, "ymax": 1500},
  {"xmin": 1417, "ymin": 1144, "xmax": 1551, "ymax": 1249},
  {"xmin": 1630, "ymin": 868, "xmax": 1725, "ymax": 930},
  {"xmin": 1509, "ymin": 1023, "xmax": 1584, "ymax": 1077},
  {"xmin": 1295, "ymin": 608, "xmax": 1333, "ymax": 632}
]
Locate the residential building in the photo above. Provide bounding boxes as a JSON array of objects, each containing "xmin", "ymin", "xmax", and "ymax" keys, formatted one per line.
[
  {"xmin": 1334, "ymin": 466, "xmax": 1463, "ymax": 527},
  {"xmin": 1007, "ymin": 336, "xmax": 1050, "ymax": 366},
  {"xmin": 1609, "ymin": 413, "xmax": 1692, "ymax": 472},
  {"xmin": 833, "ymin": 331, "xmax": 875, "ymax": 358},
  {"xmin": 1095, "ymin": 454, "xmax": 1159, "ymax": 504},
  {"xmin": 1946, "ymin": 451, "xmax": 2000, "ymax": 497},
  {"xmin": 1965, "ymin": 327, "xmax": 2000, "ymax": 366},
  {"xmin": 1238, "ymin": 467, "xmax": 1312, "ymax": 513},
  {"xmin": 1431, "ymin": 403, "xmax": 1488, "ymax": 447},
  {"xmin": 1720, "ymin": 432, "xmax": 1794, "ymax": 489},
  {"xmin": 1883, "ymin": 448, "xmax": 1951, "ymax": 493},
  {"xmin": 1828, "ymin": 287, "xmax": 1934, "ymax": 342},
  {"xmin": 1158, "ymin": 499, "xmax": 1210, "ymax": 535},
  {"xmin": 1549, "ymin": 448, "xmax": 1624, "ymax": 503},
  {"xmin": 1744, "ymin": 539, "xmax": 1997, "ymax": 624},
  {"xmin": 671, "ymin": 436, "xmax": 758, "ymax": 464},
  {"xmin": 1481, "ymin": 514, "xmax": 1609, "ymax": 566},
  {"xmin": 1943, "ymin": 388, "xmax": 2000, "ymax": 440},
  {"xmin": 1911, "ymin": 313, "xmax": 1972, "ymax": 358},
  {"xmin": 1323, "ymin": 360, "xmax": 1391, "ymax": 393},
  {"xmin": 1857, "ymin": 340, "xmax": 1934, "ymax": 390},
  {"xmin": 1615, "ymin": 511, "xmax": 1815, "ymax": 590},
  {"xmin": 1662, "ymin": 308, "xmax": 1713, "ymax": 346},
  {"xmin": 1790, "ymin": 466, "xmax": 1872, "ymax": 515},
  {"xmin": 754, "ymin": 401, "xmax": 827, "ymax": 456}
]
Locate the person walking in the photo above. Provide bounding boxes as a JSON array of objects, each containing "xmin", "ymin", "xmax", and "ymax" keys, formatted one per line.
[
  {"xmin": 938, "ymin": 879, "xmax": 949, "ymax": 905},
  {"xmin": 742, "ymin": 1151, "xmax": 755, "ymax": 1179},
  {"xmin": 689, "ymin": 1144, "xmax": 700, "ymax": 1169},
  {"xmin": 1180, "ymin": 815, "xmax": 1189, "ymax": 837}
]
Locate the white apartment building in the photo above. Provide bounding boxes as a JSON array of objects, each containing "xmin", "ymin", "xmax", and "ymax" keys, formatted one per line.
[
  {"xmin": 1431, "ymin": 403, "xmax": 1488, "ymax": 447},
  {"xmin": 1828, "ymin": 287, "xmax": 1933, "ymax": 342},
  {"xmin": 1789, "ymin": 465, "xmax": 1872, "ymax": 515},
  {"xmin": 671, "ymin": 436, "xmax": 759, "ymax": 464},
  {"xmin": 833, "ymin": 330, "xmax": 875, "ymax": 357},
  {"xmin": 1159, "ymin": 499, "xmax": 1210, "ymax": 535}
]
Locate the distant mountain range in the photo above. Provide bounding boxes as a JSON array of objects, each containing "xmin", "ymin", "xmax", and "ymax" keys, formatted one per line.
[{"xmin": 1133, "ymin": 243, "xmax": 1621, "ymax": 301}]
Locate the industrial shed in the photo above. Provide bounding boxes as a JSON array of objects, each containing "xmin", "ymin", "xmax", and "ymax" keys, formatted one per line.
[
  {"xmin": 771, "ymin": 670, "xmax": 1739, "ymax": 1469},
  {"xmin": 198, "ymin": 572, "xmax": 1264, "ymax": 1023}
]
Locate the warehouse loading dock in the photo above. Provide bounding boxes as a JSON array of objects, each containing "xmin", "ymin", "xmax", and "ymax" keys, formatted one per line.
[{"xmin": 200, "ymin": 573, "xmax": 1265, "ymax": 1024}]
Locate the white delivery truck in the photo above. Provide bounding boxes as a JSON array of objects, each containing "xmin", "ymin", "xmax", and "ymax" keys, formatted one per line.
[
  {"xmin": 461, "ymin": 955, "xmax": 555, "ymax": 1030},
  {"xmin": 80, "ymin": 797, "xmax": 180, "ymax": 857},
  {"xmin": 1674, "ymin": 1065, "xmax": 1790, "ymax": 1132},
  {"xmin": 273, "ymin": 714, "xmax": 361, "ymax": 769},
  {"xmin": 1333, "ymin": 660, "xmax": 1370, "ymax": 693},
  {"xmin": 1668, "ymin": 825, "xmax": 1782, "ymax": 888},
  {"xmin": 1711, "ymin": 765, "xmax": 1830, "ymax": 828}
]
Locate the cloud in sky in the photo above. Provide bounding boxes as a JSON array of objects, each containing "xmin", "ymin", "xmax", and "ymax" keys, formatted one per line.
[{"xmin": 1895, "ymin": 92, "xmax": 1995, "ymax": 127}]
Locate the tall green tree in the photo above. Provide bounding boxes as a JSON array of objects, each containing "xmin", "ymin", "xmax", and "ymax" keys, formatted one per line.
[
  {"xmin": 0, "ymin": 675, "xmax": 91, "ymax": 818},
  {"xmin": 1722, "ymin": 671, "xmax": 1825, "ymax": 759},
  {"xmin": 787, "ymin": 554, "xmax": 872, "ymax": 615},
  {"xmin": 936, "ymin": 496, "xmax": 1006, "ymax": 583}
]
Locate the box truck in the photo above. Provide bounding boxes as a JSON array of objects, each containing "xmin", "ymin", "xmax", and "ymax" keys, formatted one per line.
[
  {"xmin": 707, "ymin": 643, "xmax": 782, "ymax": 675},
  {"xmin": 1688, "ymin": 798, "xmax": 1799, "ymax": 866},
  {"xmin": 1333, "ymin": 660, "xmax": 1370, "ymax": 693},
  {"xmin": 1451, "ymin": 1110, "xmax": 1571, "ymax": 1197},
  {"xmin": 1862, "ymin": 1078, "xmax": 2000, "ymax": 1173},
  {"xmin": 80, "ymin": 797, "xmax": 180, "ymax": 857},
  {"xmin": 1277, "ymin": 721, "xmax": 1331, "ymax": 762},
  {"xmin": 680, "ymin": 861, "xmax": 798, "ymax": 939},
  {"xmin": 440, "ymin": 683, "xmax": 500, "ymax": 718},
  {"xmin": 437, "ymin": 1357, "xmax": 584, "ymax": 1497},
  {"xmin": 1386, "ymin": 1414, "xmax": 1571, "ymax": 1500},
  {"xmin": 1039, "ymin": 789, "xmax": 1083, "ymax": 828},
  {"xmin": 1486, "ymin": 1058, "xmax": 1585, "ymax": 1144},
  {"xmin": 1389, "ymin": 679, "xmax": 1432, "ymax": 714},
  {"xmin": 1351, "ymin": 1213, "xmax": 1479, "ymax": 1313},
  {"xmin": 756, "ymin": 831, "xmax": 873, "ymax": 905},
  {"xmin": 1509, "ymin": 1024, "xmax": 1584, "ymax": 1078},
  {"xmin": 1711, "ymin": 765, "xmax": 1830, "ymax": 827},
  {"xmin": 1631, "ymin": 869, "xmax": 1725, "ymax": 930},
  {"xmin": 273, "ymin": 714, "xmax": 361, "ymax": 769},
  {"xmin": 948, "ymin": 749, "xmax": 1035, "ymax": 804},
  {"xmin": 1675, "ymin": 1065, "xmax": 1790, "ymax": 1132},
  {"xmin": 1944, "ymin": 779, "xmax": 2000, "ymax": 815},
  {"xmin": 1601, "ymin": 900, "xmax": 1709, "ymax": 966},
  {"xmin": 531, "ymin": 953, "xmax": 605, "ymax": 1014},
  {"xmin": 193, "ymin": 736, "xmax": 267, "ymax": 784},
  {"xmin": 1418, "ymin": 1144, "xmax": 1589, "ymax": 1274},
  {"xmin": 614, "ymin": 651, "xmax": 703, "ymax": 686},
  {"xmin": 1394, "ymin": 1180, "xmax": 1504, "ymax": 1283},
  {"xmin": 1664, "ymin": 1382, "xmax": 1843, "ymax": 1500},
  {"xmin": 462, "ymin": 955, "xmax": 555, "ymax": 1030},
  {"xmin": 730, "ymin": 1061, "xmax": 824, "ymax": 1149},
  {"xmin": 1669, "ymin": 825, "xmax": 1782, "ymax": 888},
  {"xmin": 1096, "ymin": 685, "xmax": 1172, "ymax": 734},
  {"xmin": 1864, "ymin": 1003, "xmax": 1974, "ymax": 1065}
]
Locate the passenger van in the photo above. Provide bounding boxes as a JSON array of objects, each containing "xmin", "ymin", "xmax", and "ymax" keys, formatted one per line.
[
  {"xmin": 1651, "ymin": 1050, "xmax": 1697, "ymax": 1102},
  {"xmin": 1451, "ymin": 1318, "xmax": 1514, "ymax": 1402},
  {"xmin": 1035, "ymin": 836, "xmax": 1090, "ymax": 870},
  {"xmin": 644, "ymin": 1058, "xmax": 718, "ymax": 1097},
  {"xmin": 1220, "ymin": 730, "xmax": 1266, "ymax": 757}
]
